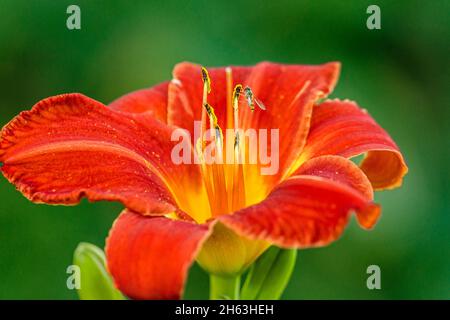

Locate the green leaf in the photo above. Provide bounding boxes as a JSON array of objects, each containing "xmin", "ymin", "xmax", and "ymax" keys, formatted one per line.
[
  {"xmin": 73, "ymin": 242, "xmax": 125, "ymax": 300},
  {"xmin": 241, "ymin": 246, "xmax": 297, "ymax": 300}
]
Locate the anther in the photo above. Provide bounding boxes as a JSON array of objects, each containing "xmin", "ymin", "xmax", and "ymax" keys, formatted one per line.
[
  {"xmin": 200, "ymin": 67, "xmax": 212, "ymax": 152},
  {"xmin": 232, "ymin": 84, "xmax": 243, "ymax": 153},
  {"xmin": 204, "ymin": 103, "xmax": 223, "ymax": 141},
  {"xmin": 204, "ymin": 103, "xmax": 218, "ymax": 127},
  {"xmin": 201, "ymin": 67, "xmax": 211, "ymax": 94},
  {"xmin": 233, "ymin": 84, "xmax": 243, "ymax": 109}
]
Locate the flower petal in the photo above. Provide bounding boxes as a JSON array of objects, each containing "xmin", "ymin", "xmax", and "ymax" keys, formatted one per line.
[
  {"xmin": 109, "ymin": 82, "xmax": 169, "ymax": 123},
  {"xmin": 294, "ymin": 155, "xmax": 378, "ymax": 228},
  {"xmin": 105, "ymin": 210, "xmax": 212, "ymax": 299},
  {"xmin": 301, "ymin": 99, "xmax": 408, "ymax": 190},
  {"xmin": 0, "ymin": 93, "xmax": 207, "ymax": 217},
  {"xmin": 220, "ymin": 172, "xmax": 380, "ymax": 248}
]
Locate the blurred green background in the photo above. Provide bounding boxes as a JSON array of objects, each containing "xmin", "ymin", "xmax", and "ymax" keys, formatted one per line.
[{"xmin": 0, "ymin": 0, "xmax": 448, "ymax": 299}]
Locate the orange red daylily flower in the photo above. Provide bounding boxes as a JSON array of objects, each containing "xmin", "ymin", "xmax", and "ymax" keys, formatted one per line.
[{"xmin": 0, "ymin": 61, "xmax": 407, "ymax": 299}]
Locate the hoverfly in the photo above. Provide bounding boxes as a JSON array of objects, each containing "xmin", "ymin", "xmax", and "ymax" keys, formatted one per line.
[
  {"xmin": 243, "ymin": 86, "xmax": 266, "ymax": 111},
  {"xmin": 233, "ymin": 85, "xmax": 266, "ymax": 112}
]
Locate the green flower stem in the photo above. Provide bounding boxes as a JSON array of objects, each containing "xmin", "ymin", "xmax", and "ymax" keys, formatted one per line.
[{"xmin": 209, "ymin": 274, "xmax": 241, "ymax": 300}]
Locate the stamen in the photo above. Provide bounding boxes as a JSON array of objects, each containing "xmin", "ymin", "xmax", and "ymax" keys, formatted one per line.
[
  {"xmin": 232, "ymin": 162, "xmax": 246, "ymax": 211},
  {"xmin": 204, "ymin": 102, "xmax": 227, "ymax": 216},
  {"xmin": 201, "ymin": 67, "xmax": 211, "ymax": 94},
  {"xmin": 199, "ymin": 67, "xmax": 215, "ymax": 216},
  {"xmin": 204, "ymin": 102, "xmax": 224, "ymax": 144},
  {"xmin": 196, "ymin": 135, "xmax": 215, "ymax": 215},
  {"xmin": 225, "ymin": 67, "xmax": 233, "ymax": 130},
  {"xmin": 232, "ymin": 84, "xmax": 243, "ymax": 154},
  {"xmin": 200, "ymin": 66, "xmax": 211, "ymax": 151},
  {"xmin": 230, "ymin": 84, "xmax": 246, "ymax": 211},
  {"xmin": 204, "ymin": 103, "xmax": 218, "ymax": 128},
  {"xmin": 233, "ymin": 84, "xmax": 243, "ymax": 108},
  {"xmin": 196, "ymin": 68, "xmax": 271, "ymax": 217},
  {"xmin": 199, "ymin": 67, "xmax": 229, "ymax": 216},
  {"xmin": 195, "ymin": 137, "xmax": 204, "ymax": 163},
  {"xmin": 225, "ymin": 68, "xmax": 234, "ymax": 210}
]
